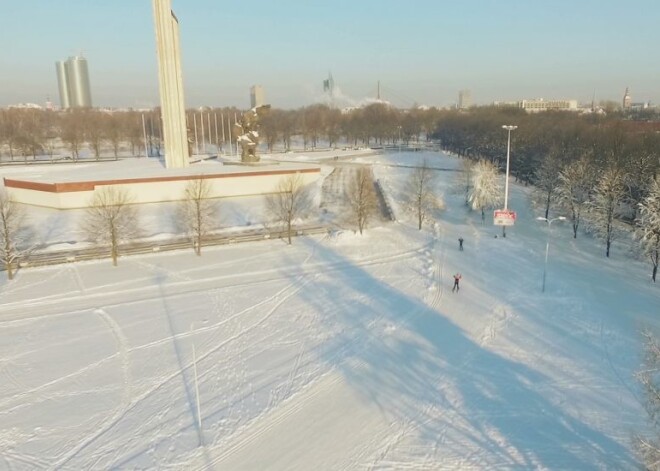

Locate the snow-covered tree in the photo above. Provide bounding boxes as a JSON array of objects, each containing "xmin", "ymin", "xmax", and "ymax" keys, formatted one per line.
[
  {"xmin": 266, "ymin": 173, "xmax": 313, "ymax": 244},
  {"xmin": 635, "ymin": 329, "xmax": 660, "ymax": 467},
  {"xmin": 534, "ymin": 152, "xmax": 563, "ymax": 219},
  {"xmin": 0, "ymin": 190, "xmax": 27, "ymax": 280},
  {"xmin": 624, "ymin": 137, "xmax": 660, "ymax": 222},
  {"xmin": 452, "ymin": 158, "xmax": 475, "ymax": 206},
  {"xmin": 591, "ymin": 167, "xmax": 626, "ymax": 257},
  {"xmin": 468, "ymin": 160, "xmax": 502, "ymax": 224},
  {"xmin": 406, "ymin": 159, "xmax": 438, "ymax": 230},
  {"xmin": 557, "ymin": 157, "xmax": 595, "ymax": 238},
  {"xmin": 346, "ymin": 166, "xmax": 377, "ymax": 235},
  {"xmin": 177, "ymin": 177, "xmax": 219, "ymax": 256},
  {"xmin": 637, "ymin": 179, "xmax": 660, "ymax": 282},
  {"xmin": 81, "ymin": 187, "xmax": 140, "ymax": 266}
]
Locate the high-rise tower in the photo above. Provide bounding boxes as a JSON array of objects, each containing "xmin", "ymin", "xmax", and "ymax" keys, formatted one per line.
[
  {"xmin": 55, "ymin": 55, "xmax": 92, "ymax": 109},
  {"xmin": 250, "ymin": 85, "xmax": 265, "ymax": 108},
  {"xmin": 458, "ymin": 89, "xmax": 472, "ymax": 109}
]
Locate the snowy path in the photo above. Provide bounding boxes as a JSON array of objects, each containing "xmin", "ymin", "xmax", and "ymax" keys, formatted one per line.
[{"xmin": 203, "ymin": 370, "xmax": 394, "ymax": 471}]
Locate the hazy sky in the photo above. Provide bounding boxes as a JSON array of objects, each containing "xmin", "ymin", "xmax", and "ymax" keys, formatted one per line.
[{"xmin": 1, "ymin": 0, "xmax": 659, "ymax": 110}]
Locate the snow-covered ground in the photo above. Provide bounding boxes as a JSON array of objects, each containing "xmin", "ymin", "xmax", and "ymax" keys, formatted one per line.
[{"xmin": 1, "ymin": 151, "xmax": 658, "ymax": 470}]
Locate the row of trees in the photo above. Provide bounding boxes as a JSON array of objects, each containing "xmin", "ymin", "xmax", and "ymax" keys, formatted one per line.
[
  {"xmin": 433, "ymin": 107, "xmax": 660, "ymax": 273},
  {"xmin": 431, "ymin": 111, "xmax": 660, "ymax": 465},
  {"xmin": 0, "ymin": 104, "xmax": 445, "ymax": 161},
  {"xmin": 4, "ymin": 101, "xmax": 660, "ymax": 162},
  {"xmin": 0, "ymin": 173, "xmax": 320, "ymax": 277},
  {"xmin": 1, "ymin": 162, "xmax": 399, "ymax": 278}
]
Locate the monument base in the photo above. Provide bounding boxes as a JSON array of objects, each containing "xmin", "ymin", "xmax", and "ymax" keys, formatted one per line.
[{"xmin": 4, "ymin": 158, "xmax": 321, "ymax": 209}]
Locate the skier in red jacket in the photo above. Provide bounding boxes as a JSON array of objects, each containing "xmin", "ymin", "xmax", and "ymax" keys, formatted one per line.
[{"xmin": 452, "ymin": 273, "xmax": 462, "ymax": 292}]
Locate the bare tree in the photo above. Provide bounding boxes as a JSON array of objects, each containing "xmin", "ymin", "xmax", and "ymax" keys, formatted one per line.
[
  {"xmin": 637, "ymin": 179, "xmax": 660, "ymax": 282},
  {"xmin": 0, "ymin": 190, "xmax": 27, "ymax": 280},
  {"xmin": 15, "ymin": 109, "xmax": 45, "ymax": 161},
  {"xmin": 61, "ymin": 110, "xmax": 85, "ymax": 161},
  {"xmin": 177, "ymin": 177, "xmax": 219, "ymax": 255},
  {"xmin": 266, "ymin": 173, "xmax": 313, "ymax": 244},
  {"xmin": 126, "ymin": 111, "xmax": 146, "ymax": 156},
  {"xmin": 459, "ymin": 158, "xmax": 475, "ymax": 206},
  {"xmin": 468, "ymin": 160, "xmax": 502, "ymax": 224},
  {"xmin": 534, "ymin": 152, "xmax": 563, "ymax": 219},
  {"xmin": 81, "ymin": 187, "xmax": 140, "ymax": 266},
  {"xmin": 0, "ymin": 108, "xmax": 21, "ymax": 161},
  {"xmin": 85, "ymin": 110, "xmax": 106, "ymax": 160},
  {"xmin": 591, "ymin": 167, "xmax": 626, "ymax": 258},
  {"xmin": 346, "ymin": 166, "xmax": 377, "ymax": 234},
  {"xmin": 558, "ymin": 157, "xmax": 595, "ymax": 238},
  {"xmin": 105, "ymin": 113, "xmax": 124, "ymax": 158},
  {"xmin": 407, "ymin": 160, "xmax": 438, "ymax": 230},
  {"xmin": 635, "ymin": 329, "xmax": 660, "ymax": 469}
]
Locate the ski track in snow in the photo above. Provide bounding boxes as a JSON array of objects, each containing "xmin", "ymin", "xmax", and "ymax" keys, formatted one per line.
[
  {"xmin": 0, "ymin": 241, "xmax": 420, "ymax": 324},
  {"xmin": 205, "ymin": 232, "xmax": 437, "ymax": 469},
  {"xmin": 51, "ymin": 308, "xmax": 133, "ymax": 469},
  {"xmin": 44, "ymin": 236, "xmax": 325, "ymax": 468},
  {"xmin": 69, "ymin": 264, "xmax": 86, "ymax": 293},
  {"xmin": 0, "ymin": 242, "xmax": 422, "ymax": 422},
  {"xmin": 366, "ymin": 223, "xmax": 451, "ymax": 469},
  {"xmin": 370, "ymin": 209, "xmax": 526, "ymax": 469}
]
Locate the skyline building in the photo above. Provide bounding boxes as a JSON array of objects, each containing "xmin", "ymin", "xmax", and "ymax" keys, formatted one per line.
[
  {"xmin": 55, "ymin": 55, "xmax": 92, "ymax": 109},
  {"xmin": 623, "ymin": 87, "xmax": 632, "ymax": 109},
  {"xmin": 250, "ymin": 85, "xmax": 265, "ymax": 108},
  {"xmin": 458, "ymin": 89, "xmax": 472, "ymax": 109}
]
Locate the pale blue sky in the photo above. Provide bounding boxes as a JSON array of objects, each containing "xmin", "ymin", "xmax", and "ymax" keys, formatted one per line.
[{"xmin": 1, "ymin": 0, "xmax": 658, "ymax": 109}]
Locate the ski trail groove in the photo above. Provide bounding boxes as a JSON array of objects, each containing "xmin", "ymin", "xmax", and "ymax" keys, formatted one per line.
[{"xmin": 51, "ymin": 308, "xmax": 132, "ymax": 469}]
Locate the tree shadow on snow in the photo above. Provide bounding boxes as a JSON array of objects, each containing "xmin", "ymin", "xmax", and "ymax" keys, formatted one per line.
[{"xmin": 280, "ymin": 237, "xmax": 635, "ymax": 469}]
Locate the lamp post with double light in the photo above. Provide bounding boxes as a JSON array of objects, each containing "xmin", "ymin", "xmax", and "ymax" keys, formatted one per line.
[{"xmin": 537, "ymin": 216, "xmax": 566, "ymax": 292}]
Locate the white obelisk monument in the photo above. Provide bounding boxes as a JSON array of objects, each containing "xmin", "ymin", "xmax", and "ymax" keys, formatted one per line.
[{"xmin": 152, "ymin": 0, "xmax": 189, "ymax": 168}]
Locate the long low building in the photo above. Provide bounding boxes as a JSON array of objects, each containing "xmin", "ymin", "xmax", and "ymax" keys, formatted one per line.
[
  {"xmin": 494, "ymin": 98, "xmax": 579, "ymax": 112},
  {"xmin": 4, "ymin": 158, "xmax": 321, "ymax": 209}
]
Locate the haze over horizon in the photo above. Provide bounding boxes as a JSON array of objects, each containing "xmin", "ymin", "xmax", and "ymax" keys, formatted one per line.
[{"xmin": 1, "ymin": 0, "xmax": 658, "ymax": 110}]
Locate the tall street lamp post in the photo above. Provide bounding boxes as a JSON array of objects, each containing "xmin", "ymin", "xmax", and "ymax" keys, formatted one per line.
[
  {"xmin": 501, "ymin": 125, "xmax": 517, "ymax": 237},
  {"xmin": 537, "ymin": 216, "xmax": 566, "ymax": 292},
  {"xmin": 190, "ymin": 319, "xmax": 207, "ymax": 446}
]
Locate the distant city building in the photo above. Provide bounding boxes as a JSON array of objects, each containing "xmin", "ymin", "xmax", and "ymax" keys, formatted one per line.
[
  {"xmin": 323, "ymin": 71, "xmax": 336, "ymax": 104},
  {"xmin": 250, "ymin": 85, "xmax": 265, "ymax": 108},
  {"xmin": 495, "ymin": 98, "xmax": 578, "ymax": 113},
  {"xmin": 631, "ymin": 101, "xmax": 650, "ymax": 111},
  {"xmin": 55, "ymin": 55, "xmax": 93, "ymax": 109},
  {"xmin": 519, "ymin": 98, "xmax": 578, "ymax": 112},
  {"xmin": 7, "ymin": 103, "xmax": 44, "ymax": 110},
  {"xmin": 323, "ymin": 72, "xmax": 335, "ymax": 95},
  {"xmin": 458, "ymin": 89, "xmax": 472, "ymax": 109},
  {"xmin": 623, "ymin": 87, "xmax": 632, "ymax": 109}
]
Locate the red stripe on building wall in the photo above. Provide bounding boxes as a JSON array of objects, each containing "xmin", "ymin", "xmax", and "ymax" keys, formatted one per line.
[{"xmin": 3, "ymin": 167, "xmax": 320, "ymax": 193}]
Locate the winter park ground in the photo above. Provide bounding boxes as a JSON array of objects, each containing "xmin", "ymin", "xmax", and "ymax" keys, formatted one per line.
[{"xmin": 1, "ymin": 150, "xmax": 658, "ymax": 470}]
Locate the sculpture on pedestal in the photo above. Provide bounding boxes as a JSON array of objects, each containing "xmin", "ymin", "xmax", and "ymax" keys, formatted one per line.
[{"xmin": 233, "ymin": 105, "xmax": 271, "ymax": 163}]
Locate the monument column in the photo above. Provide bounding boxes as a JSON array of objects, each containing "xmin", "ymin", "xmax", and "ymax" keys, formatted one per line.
[{"xmin": 152, "ymin": 0, "xmax": 189, "ymax": 168}]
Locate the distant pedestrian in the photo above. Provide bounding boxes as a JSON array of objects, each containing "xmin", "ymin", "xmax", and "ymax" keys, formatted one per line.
[
  {"xmin": 458, "ymin": 237, "xmax": 464, "ymax": 251},
  {"xmin": 452, "ymin": 273, "xmax": 462, "ymax": 292}
]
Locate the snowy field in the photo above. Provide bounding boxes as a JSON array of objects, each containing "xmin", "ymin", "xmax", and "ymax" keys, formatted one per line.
[{"xmin": 1, "ymin": 150, "xmax": 658, "ymax": 470}]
